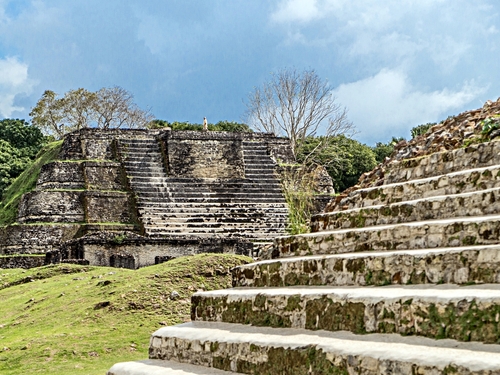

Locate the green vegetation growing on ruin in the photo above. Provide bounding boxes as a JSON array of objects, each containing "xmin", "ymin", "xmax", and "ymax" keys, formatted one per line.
[
  {"xmin": 148, "ymin": 119, "xmax": 253, "ymax": 132},
  {"xmin": 0, "ymin": 141, "xmax": 63, "ymax": 226},
  {"xmin": 0, "ymin": 253, "xmax": 251, "ymax": 375}
]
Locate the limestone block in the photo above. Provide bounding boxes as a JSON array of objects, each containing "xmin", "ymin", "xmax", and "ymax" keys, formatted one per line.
[
  {"xmin": 81, "ymin": 137, "xmax": 114, "ymax": 160},
  {"xmin": 191, "ymin": 285, "xmax": 500, "ymax": 343},
  {"xmin": 17, "ymin": 191, "xmax": 84, "ymax": 223},
  {"xmin": 0, "ymin": 255, "xmax": 45, "ymax": 269},
  {"xmin": 236, "ymin": 246, "xmax": 500, "ymax": 287},
  {"xmin": 36, "ymin": 161, "xmax": 84, "ymax": 190},
  {"xmin": 84, "ymin": 192, "xmax": 132, "ymax": 223},
  {"xmin": 0, "ymin": 224, "xmax": 81, "ymax": 255},
  {"xmin": 167, "ymin": 139, "xmax": 244, "ymax": 179},
  {"xmin": 276, "ymin": 216, "xmax": 500, "ymax": 259},
  {"xmin": 83, "ymin": 161, "xmax": 124, "ymax": 190}
]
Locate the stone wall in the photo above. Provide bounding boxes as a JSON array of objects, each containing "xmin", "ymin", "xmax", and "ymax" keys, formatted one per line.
[
  {"xmin": 17, "ymin": 191, "xmax": 85, "ymax": 223},
  {"xmin": 2, "ymin": 128, "xmax": 291, "ymax": 269},
  {"xmin": 0, "ymin": 224, "xmax": 81, "ymax": 255},
  {"xmin": 83, "ymin": 162, "xmax": 124, "ymax": 190},
  {"xmin": 49, "ymin": 233, "xmax": 252, "ymax": 269},
  {"xmin": 37, "ymin": 161, "xmax": 84, "ymax": 190},
  {"xmin": 84, "ymin": 192, "xmax": 133, "ymax": 223},
  {"xmin": 160, "ymin": 130, "xmax": 295, "ymax": 177},
  {"xmin": 166, "ymin": 137, "xmax": 244, "ymax": 179},
  {"xmin": 59, "ymin": 128, "xmax": 153, "ymax": 160},
  {"xmin": 0, "ymin": 255, "xmax": 45, "ymax": 269}
]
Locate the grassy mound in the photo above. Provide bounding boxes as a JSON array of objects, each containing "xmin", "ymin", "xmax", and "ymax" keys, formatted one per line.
[
  {"xmin": 0, "ymin": 253, "xmax": 251, "ymax": 375},
  {"xmin": 0, "ymin": 141, "xmax": 63, "ymax": 226}
]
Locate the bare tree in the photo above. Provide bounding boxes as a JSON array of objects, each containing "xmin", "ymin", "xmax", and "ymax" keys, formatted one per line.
[
  {"xmin": 246, "ymin": 68, "xmax": 354, "ymax": 159},
  {"xmin": 94, "ymin": 86, "xmax": 154, "ymax": 129},
  {"xmin": 62, "ymin": 88, "xmax": 97, "ymax": 130},
  {"xmin": 30, "ymin": 86, "xmax": 154, "ymax": 138}
]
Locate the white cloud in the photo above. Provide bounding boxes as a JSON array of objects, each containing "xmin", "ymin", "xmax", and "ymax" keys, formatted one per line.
[
  {"xmin": 0, "ymin": 57, "xmax": 35, "ymax": 118},
  {"xmin": 271, "ymin": 0, "xmax": 326, "ymax": 24},
  {"xmin": 270, "ymin": 0, "xmax": 497, "ymax": 74},
  {"xmin": 334, "ymin": 69, "xmax": 485, "ymax": 143}
]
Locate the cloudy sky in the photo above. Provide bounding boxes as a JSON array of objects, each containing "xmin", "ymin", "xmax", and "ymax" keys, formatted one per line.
[{"xmin": 0, "ymin": 0, "xmax": 498, "ymax": 145}]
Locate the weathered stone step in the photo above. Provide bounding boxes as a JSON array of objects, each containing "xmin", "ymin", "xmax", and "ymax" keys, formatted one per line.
[
  {"xmin": 129, "ymin": 185, "xmax": 283, "ymax": 195},
  {"xmin": 121, "ymin": 149, "xmax": 160, "ymax": 155},
  {"xmin": 274, "ymin": 214, "xmax": 500, "ymax": 259},
  {"xmin": 383, "ymin": 139, "xmax": 500, "ymax": 185},
  {"xmin": 244, "ymin": 163, "xmax": 275, "ymax": 168},
  {"xmin": 125, "ymin": 163, "xmax": 165, "ymax": 170},
  {"xmin": 314, "ymin": 187, "xmax": 500, "ymax": 231},
  {"xmin": 130, "ymin": 185, "xmax": 282, "ymax": 194},
  {"xmin": 125, "ymin": 170, "xmax": 168, "ymax": 177},
  {"xmin": 145, "ymin": 222, "xmax": 285, "ymax": 231},
  {"xmin": 140, "ymin": 218, "xmax": 287, "ymax": 228},
  {"xmin": 234, "ymin": 245, "xmax": 500, "ymax": 287},
  {"xmin": 123, "ymin": 157, "xmax": 163, "ymax": 163},
  {"xmin": 244, "ymin": 169, "xmax": 276, "ymax": 173},
  {"xmin": 141, "ymin": 210, "xmax": 288, "ymax": 221},
  {"xmin": 191, "ymin": 284, "xmax": 500, "ymax": 343},
  {"xmin": 108, "ymin": 359, "xmax": 240, "ymax": 375},
  {"xmin": 142, "ymin": 221, "xmax": 286, "ymax": 231},
  {"xmin": 136, "ymin": 195, "xmax": 286, "ymax": 203},
  {"xmin": 137, "ymin": 201, "xmax": 288, "ymax": 208},
  {"xmin": 120, "ymin": 142, "xmax": 159, "ymax": 147},
  {"xmin": 141, "ymin": 213, "xmax": 289, "ymax": 221},
  {"xmin": 244, "ymin": 170, "xmax": 276, "ymax": 175},
  {"xmin": 333, "ymin": 164, "xmax": 500, "ymax": 211},
  {"xmin": 135, "ymin": 192, "xmax": 285, "ymax": 200},
  {"xmin": 145, "ymin": 228, "xmax": 282, "ymax": 239},
  {"xmin": 120, "ymin": 138, "xmax": 158, "ymax": 144},
  {"xmin": 141, "ymin": 211, "xmax": 288, "ymax": 220},
  {"xmin": 120, "ymin": 146, "xmax": 159, "ymax": 151},
  {"xmin": 244, "ymin": 167, "xmax": 276, "ymax": 171},
  {"xmin": 150, "ymin": 321, "xmax": 500, "ymax": 374},
  {"xmin": 138, "ymin": 205, "xmax": 288, "ymax": 212},
  {"xmin": 129, "ymin": 178, "xmax": 282, "ymax": 188},
  {"xmin": 243, "ymin": 155, "xmax": 275, "ymax": 161}
]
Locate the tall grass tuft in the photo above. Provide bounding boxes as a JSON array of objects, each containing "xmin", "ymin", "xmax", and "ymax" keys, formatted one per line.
[{"xmin": 280, "ymin": 166, "xmax": 317, "ymax": 235}]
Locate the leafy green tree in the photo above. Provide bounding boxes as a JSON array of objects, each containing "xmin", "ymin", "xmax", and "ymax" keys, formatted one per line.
[
  {"xmin": 0, "ymin": 140, "xmax": 31, "ymax": 195},
  {"xmin": 297, "ymin": 135, "xmax": 377, "ymax": 192},
  {"xmin": 371, "ymin": 137, "xmax": 405, "ymax": 164},
  {"xmin": 0, "ymin": 119, "xmax": 48, "ymax": 197},
  {"xmin": 212, "ymin": 120, "xmax": 252, "ymax": 132},
  {"xmin": 411, "ymin": 123, "xmax": 435, "ymax": 138},
  {"xmin": 148, "ymin": 120, "xmax": 252, "ymax": 132},
  {"xmin": 0, "ymin": 119, "xmax": 47, "ymax": 154},
  {"xmin": 30, "ymin": 87, "xmax": 153, "ymax": 138},
  {"xmin": 29, "ymin": 90, "xmax": 67, "ymax": 138}
]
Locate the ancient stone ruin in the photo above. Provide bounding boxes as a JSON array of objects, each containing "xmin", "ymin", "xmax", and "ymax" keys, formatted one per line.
[
  {"xmin": 109, "ymin": 99, "xmax": 500, "ymax": 374},
  {"xmin": 0, "ymin": 128, "xmax": 296, "ymax": 269}
]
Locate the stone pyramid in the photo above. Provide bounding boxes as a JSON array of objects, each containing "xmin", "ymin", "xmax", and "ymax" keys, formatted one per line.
[{"xmin": 108, "ymin": 99, "xmax": 500, "ymax": 374}]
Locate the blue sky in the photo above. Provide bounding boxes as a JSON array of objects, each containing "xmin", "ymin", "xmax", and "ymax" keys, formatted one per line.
[{"xmin": 0, "ymin": 0, "xmax": 499, "ymax": 145}]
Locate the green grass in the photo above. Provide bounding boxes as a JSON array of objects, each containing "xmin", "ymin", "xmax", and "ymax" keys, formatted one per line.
[
  {"xmin": 0, "ymin": 253, "xmax": 251, "ymax": 375},
  {"xmin": 0, "ymin": 141, "xmax": 63, "ymax": 227}
]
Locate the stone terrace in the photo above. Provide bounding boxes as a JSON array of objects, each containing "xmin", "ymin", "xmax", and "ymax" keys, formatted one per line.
[
  {"xmin": 0, "ymin": 128, "xmax": 292, "ymax": 269},
  {"xmin": 117, "ymin": 131, "xmax": 290, "ymax": 244},
  {"xmin": 110, "ymin": 117, "xmax": 500, "ymax": 373}
]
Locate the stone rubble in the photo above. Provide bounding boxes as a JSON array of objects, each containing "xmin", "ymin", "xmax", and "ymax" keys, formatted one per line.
[
  {"xmin": 108, "ymin": 99, "xmax": 500, "ymax": 374},
  {"xmin": 327, "ymin": 97, "xmax": 500, "ymax": 212}
]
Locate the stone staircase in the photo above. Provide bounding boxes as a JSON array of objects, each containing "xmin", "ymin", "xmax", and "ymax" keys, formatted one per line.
[
  {"xmin": 109, "ymin": 137, "xmax": 500, "ymax": 374},
  {"xmin": 118, "ymin": 136, "xmax": 288, "ymax": 244}
]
